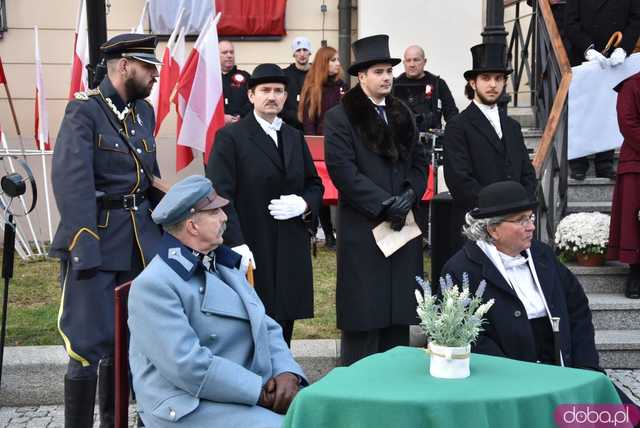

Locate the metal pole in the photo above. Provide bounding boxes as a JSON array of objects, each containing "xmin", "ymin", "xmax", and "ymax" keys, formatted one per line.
[
  {"xmin": 338, "ymin": 0, "xmax": 352, "ymax": 89},
  {"xmin": 483, "ymin": 0, "xmax": 510, "ymax": 112},
  {"xmin": 85, "ymin": 0, "xmax": 107, "ymax": 89}
]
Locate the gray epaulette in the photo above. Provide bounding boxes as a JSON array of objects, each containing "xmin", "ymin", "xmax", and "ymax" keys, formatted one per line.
[{"xmin": 74, "ymin": 88, "xmax": 100, "ymax": 101}]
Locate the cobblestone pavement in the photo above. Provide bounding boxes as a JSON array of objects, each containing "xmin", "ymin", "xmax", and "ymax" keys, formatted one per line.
[{"xmin": 1, "ymin": 371, "xmax": 639, "ymax": 427}]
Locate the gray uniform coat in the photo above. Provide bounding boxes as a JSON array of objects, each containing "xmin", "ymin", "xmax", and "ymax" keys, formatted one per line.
[{"xmin": 128, "ymin": 234, "xmax": 307, "ymax": 427}]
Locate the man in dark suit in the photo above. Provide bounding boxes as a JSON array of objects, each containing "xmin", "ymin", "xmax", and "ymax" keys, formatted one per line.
[
  {"xmin": 50, "ymin": 33, "xmax": 163, "ymax": 427},
  {"xmin": 206, "ymin": 64, "xmax": 323, "ymax": 346},
  {"xmin": 324, "ymin": 34, "xmax": 428, "ymax": 366},
  {"xmin": 565, "ymin": 0, "xmax": 640, "ymax": 180},
  {"xmin": 443, "ymin": 43, "xmax": 537, "ymax": 242}
]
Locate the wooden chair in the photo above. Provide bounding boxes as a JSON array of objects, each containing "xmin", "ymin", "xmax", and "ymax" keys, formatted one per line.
[{"xmin": 113, "ymin": 267, "xmax": 254, "ymax": 427}]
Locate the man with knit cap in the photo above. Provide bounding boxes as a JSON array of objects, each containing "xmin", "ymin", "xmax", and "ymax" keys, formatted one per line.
[{"xmin": 281, "ymin": 36, "xmax": 313, "ymax": 129}]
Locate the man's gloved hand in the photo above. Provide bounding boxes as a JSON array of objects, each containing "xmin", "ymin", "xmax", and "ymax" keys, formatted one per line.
[
  {"xmin": 271, "ymin": 372, "xmax": 300, "ymax": 414},
  {"xmin": 609, "ymin": 48, "xmax": 627, "ymax": 67},
  {"xmin": 258, "ymin": 378, "xmax": 276, "ymax": 409},
  {"xmin": 231, "ymin": 244, "xmax": 256, "ymax": 272},
  {"xmin": 585, "ymin": 49, "xmax": 609, "ymax": 68},
  {"xmin": 268, "ymin": 194, "xmax": 308, "ymax": 220}
]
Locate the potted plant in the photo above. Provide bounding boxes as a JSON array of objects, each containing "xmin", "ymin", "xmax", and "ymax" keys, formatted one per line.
[
  {"xmin": 555, "ymin": 212, "xmax": 610, "ymax": 266},
  {"xmin": 415, "ymin": 274, "xmax": 494, "ymax": 379}
]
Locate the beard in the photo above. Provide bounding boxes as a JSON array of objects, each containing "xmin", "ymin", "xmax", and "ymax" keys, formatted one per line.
[
  {"xmin": 125, "ymin": 74, "xmax": 153, "ymax": 101},
  {"xmin": 476, "ymin": 90, "xmax": 501, "ymax": 106}
]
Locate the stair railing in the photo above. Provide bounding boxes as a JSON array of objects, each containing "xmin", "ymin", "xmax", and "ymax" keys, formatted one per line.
[
  {"xmin": 505, "ymin": 0, "xmax": 572, "ymax": 244},
  {"xmin": 504, "ymin": 0, "xmax": 536, "ymax": 110}
]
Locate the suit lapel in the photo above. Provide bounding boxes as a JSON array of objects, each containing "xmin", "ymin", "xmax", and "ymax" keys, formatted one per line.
[
  {"xmin": 280, "ymin": 127, "xmax": 295, "ymax": 173},
  {"xmin": 529, "ymin": 245, "xmax": 556, "ymax": 312},
  {"xmin": 247, "ymin": 114, "xmax": 284, "ymax": 171},
  {"xmin": 594, "ymin": 0, "xmax": 610, "ymax": 12},
  {"xmin": 468, "ymin": 102, "xmax": 504, "ymax": 154},
  {"xmin": 464, "ymin": 242, "xmax": 518, "ymax": 299}
]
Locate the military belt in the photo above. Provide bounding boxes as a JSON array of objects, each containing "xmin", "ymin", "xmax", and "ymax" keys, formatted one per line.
[{"xmin": 98, "ymin": 193, "xmax": 146, "ymax": 211}]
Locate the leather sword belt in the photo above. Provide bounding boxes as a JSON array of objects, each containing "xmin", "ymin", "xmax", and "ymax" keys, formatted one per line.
[{"xmin": 98, "ymin": 192, "xmax": 146, "ymax": 211}]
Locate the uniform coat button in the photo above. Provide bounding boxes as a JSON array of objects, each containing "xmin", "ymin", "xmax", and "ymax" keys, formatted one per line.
[
  {"xmin": 131, "ymin": 129, "xmax": 136, "ymax": 135},
  {"xmin": 136, "ymin": 148, "xmax": 142, "ymax": 154},
  {"xmin": 199, "ymin": 286, "xmax": 204, "ymax": 294},
  {"xmin": 514, "ymin": 310, "xmax": 522, "ymax": 318},
  {"xmin": 169, "ymin": 409, "xmax": 176, "ymax": 419},
  {"xmin": 73, "ymin": 256, "xmax": 80, "ymax": 263}
]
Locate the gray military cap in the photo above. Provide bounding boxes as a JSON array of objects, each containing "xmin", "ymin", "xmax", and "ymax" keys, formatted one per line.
[{"xmin": 152, "ymin": 176, "xmax": 229, "ymax": 226}]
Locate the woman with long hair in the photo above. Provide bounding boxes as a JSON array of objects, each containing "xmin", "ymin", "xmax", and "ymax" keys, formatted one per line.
[{"xmin": 298, "ymin": 46, "xmax": 346, "ymax": 249}]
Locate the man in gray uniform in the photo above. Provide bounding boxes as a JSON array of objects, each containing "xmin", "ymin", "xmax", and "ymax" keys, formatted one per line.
[{"xmin": 50, "ymin": 33, "xmax": 162, "ymax": 427}]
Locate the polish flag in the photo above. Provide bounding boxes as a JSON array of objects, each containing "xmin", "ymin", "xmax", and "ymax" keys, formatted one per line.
[
  {"xmin": 34, "ymin": 26, "xmax": 50, "ymax": 151},
  {"xmin": 0, "ymin": 56, "xmax": 6, "ymax": 85},
  {"xmin": 68, "ymin": 0, "xmax": 89, "ymax": 99},
  {"xmin": 132, "ymin": 0, "xmax": 149, "ymax": 33},
  {"xmin": 174, "ymin": 13, "xmax": 225, "ymax": 171},
  {"xmin": 149, "ymin": 7, "xmax": 186, "ymax": 135}
]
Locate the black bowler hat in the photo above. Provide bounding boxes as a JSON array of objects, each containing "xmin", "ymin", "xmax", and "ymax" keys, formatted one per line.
[
  {"xmin": 470, "ymin": 181, "xmax": 538, "ymax": 219},
  {"xmin": 248, "ymin": 64, "xmax": 289, "ymax": 89},
  {"xmin": 463, "ymin": 43, "xmax": 513, "ymax": 80},
  {"xmin": 348, "ymin": 34, "xmax": 401, "ymax": 76},
  {"xmin": 100, "ymin": 33, "xmax": 162, "ymax": 65}
]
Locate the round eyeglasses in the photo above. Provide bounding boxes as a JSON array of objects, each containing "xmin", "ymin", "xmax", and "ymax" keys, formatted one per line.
[{"xmin": 502, "ymin": 213, "xmax": 536, "ymax": 227}]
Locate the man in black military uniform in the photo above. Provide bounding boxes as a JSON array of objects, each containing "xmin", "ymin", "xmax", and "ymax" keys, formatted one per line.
[
  {"xmin": 220, "ymin": 40, "xmax": 251, "ymax": 125},
  {"xmin": 281, "ymin": 36, "xmax": 313, "ymax": 129},
  {"xmin": 50, "ymin": 33, "xmax": 163, "ymax": 427},
  {"xmin": 394, "ymin": 45, "xmax": 458, "ymax": 133}
]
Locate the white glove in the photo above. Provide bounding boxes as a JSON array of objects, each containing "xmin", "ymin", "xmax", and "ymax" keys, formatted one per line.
[
  {"xmin": 231, "ymin": 244, "xmax": 256, "ymax": 272},
  {"xmin": 585, "ymin": 49, "xmax": 609, "ymax": 68},
  {"xmin": 609, "ymin": 48, "xmax": 627, "ymax": 67},
  {"xmin": 268, "ymin": 194, "xmax": 308, "ymax": 220}
]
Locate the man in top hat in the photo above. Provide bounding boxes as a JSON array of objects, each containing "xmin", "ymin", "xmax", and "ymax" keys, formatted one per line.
[
  {"xmin": 323, "ymin": 34, "xmax": 428, "ymax": 366},
  {"xmin": 220, "ymin": 40, "xmax": 252, "ymax": 125},
  {"xmin": 128, "ymin": 175, "xmax": 307, "ymax": 428},
  {"xmin": 206, "ymin": 64, "xmax": 323, "ymax": 346},
  {"xmin": 281, "ymin": 36, "xmax": 313, "ymax": 130},
  {"xmin": 442, "ymin": 43, "xmax": 537, "ymax": 260},
  {"xmin": 440, "ymin": 181, "xmax": 636, "ymax": 406},
  {"xmin": 50, "ymin": 33, "xmax": 163, "ymax": 427}
]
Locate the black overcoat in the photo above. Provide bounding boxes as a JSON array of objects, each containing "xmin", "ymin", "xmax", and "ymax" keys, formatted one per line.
[
  {"xmin": 324, "ymin": 84, "xmax": 428, "ymax": 331},
  {"xmin": 441, "ymin": 240, "xmax": 600, "ymax": 370},
  {"xmin": 566, "ymin": 0, "xmax": 640, "ymax": 67},
  {"xmin": 206, "ymin": 113, "xmax": 323, "ymax": 321},
  {"xmin": 443, "ymin": 102, "xmax": 537, "ymax": 212}
]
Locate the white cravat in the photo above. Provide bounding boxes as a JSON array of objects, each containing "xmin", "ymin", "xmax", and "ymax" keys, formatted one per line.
[
  {"xmin": 473, "ymin": 99, "xmax": 503, "ymax": 139},
  {"xmin": 254, "ymin": 111, "xmax": 283, "ymax": 147},
  {"xmin": 476, "ymin": 241, "xmax": 547, "ymax": 319}
]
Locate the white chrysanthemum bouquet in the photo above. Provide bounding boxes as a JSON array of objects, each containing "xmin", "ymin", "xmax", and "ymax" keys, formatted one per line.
[
  {"xmin": 555, "ymin": 212, "xmax": 610, "ymax": 258},
  {"xmin": 415, "ymin": 274, "xmax": 495, "ymax": 348}
]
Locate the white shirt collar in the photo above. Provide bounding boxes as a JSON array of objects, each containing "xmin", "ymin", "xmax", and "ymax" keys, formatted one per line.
[
  {"xmin": 253, "ymin": 111, "xmax": 282, "ymax": 145},
  {"xmin": 473, "ymin": 99, "xmax": 502, "ymax": 138},
  {"xmin": 367, "ymin": 96, "xmax": 386, "ymax": 107}
]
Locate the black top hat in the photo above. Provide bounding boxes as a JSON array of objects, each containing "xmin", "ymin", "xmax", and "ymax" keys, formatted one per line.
[
  {"xmin": 348, "ymin": 34, "xmax": 401, "ymax": 76},
  {"xmin": 248, "ymin": 64, "xmax": 289, "ymax": 89},
  {"xmin": 470, "ymin": 181, "xmax": 538, "ymax": 219},
  {"xmin": 463, "ymin": 43, "xmax": 513, "ymax": 80},
  {"xmin": 100, "ymin": 33, "xmax": 161, "ymax": 65}
]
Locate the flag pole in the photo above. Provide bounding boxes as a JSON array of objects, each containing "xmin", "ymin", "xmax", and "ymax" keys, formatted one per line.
[{"xmin": 2, "ymin": 80, "xmax": 28, "ymax": 161}]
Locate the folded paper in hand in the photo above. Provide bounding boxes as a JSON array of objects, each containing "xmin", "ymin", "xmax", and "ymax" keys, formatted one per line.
[{"xmin": 372, "ymin": 211, "xmax": 422, "ymax": 258}]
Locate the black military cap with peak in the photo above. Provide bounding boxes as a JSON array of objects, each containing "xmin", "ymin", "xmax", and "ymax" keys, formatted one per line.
[{"xmin": 100, "ymin": 33, "xmax": 162, "ymax": 65}]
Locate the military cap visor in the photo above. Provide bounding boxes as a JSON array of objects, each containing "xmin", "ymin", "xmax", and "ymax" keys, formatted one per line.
[{"xmin": 100, "ymin": 34, "xmax": 162, "ymax": 65}]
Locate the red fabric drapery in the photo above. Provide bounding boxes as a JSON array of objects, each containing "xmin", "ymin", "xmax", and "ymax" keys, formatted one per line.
[{"xmin": 215, "ymin": 0, "xmax": 287, "ymax": 37}]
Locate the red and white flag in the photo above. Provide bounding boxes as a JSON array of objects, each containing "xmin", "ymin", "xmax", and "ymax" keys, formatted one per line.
[
  {"xmin": 149, "ymin": 7, "xmax": 186, "ymax": 135},
  {"xmin": 0, "ymin": 56, "xmax": 6, "ymax": 85},
  {"xmin": 174, "ymin": 13, "xmax": 225, "ymax": 171},
  {"xmin": 68, "ymin": 0, "xmax": 89, "ymax": 99},
  {"xmin": 132, "ymin": 0, "xmax": 149, "ymax": 33},
  {"xmin": 34, "ymin": 26, "xmax": 50, "ymax": 151}
]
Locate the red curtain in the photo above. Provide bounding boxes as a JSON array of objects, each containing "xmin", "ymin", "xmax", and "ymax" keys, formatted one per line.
[{"xmin": 216, "ymin": 0, "xmax": 287, "ymax": 37}]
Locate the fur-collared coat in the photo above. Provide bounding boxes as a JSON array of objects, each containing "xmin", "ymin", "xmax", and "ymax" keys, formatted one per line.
[{"xmin": 323, "ymin": 84, "xmax": 428, "ymax": 331}]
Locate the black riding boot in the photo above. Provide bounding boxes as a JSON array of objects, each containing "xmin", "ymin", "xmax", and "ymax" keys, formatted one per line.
[
  {"xmin": 626, "ymin": 264, "xmax": 640, "ymax": 299},
  {"xmin": 64, "ymin": 375, "xmax": 96, "ymax": 427},
  {"xmin": 98, "ymin": 358, "xmax": 115, "ymax": 428}
]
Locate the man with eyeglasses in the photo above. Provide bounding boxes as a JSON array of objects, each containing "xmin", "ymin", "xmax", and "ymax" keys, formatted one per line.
[
  {"xmin": 441, "ymin": 181, "xmax": 635, "ymax": 405},
  {"xmin": 206, "ymin": 64, "xmax": 323, "ymax": 347}
]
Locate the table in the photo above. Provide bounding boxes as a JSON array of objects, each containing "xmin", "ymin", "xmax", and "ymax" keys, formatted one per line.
[{"xmin": 283, "ymin": 347, "xmax": 621, "ymax": 428}]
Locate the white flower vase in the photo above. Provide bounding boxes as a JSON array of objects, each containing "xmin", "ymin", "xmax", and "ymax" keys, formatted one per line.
[{"xmin": 428, "ymin": 342, "xmax": 471, "ymax": 379}]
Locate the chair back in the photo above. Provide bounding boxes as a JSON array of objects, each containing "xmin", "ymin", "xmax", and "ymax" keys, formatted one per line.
[
  {"xmin": 305, "ymin": 135, "xmax": 325, "ymax": 161},
  {"xmin": 114, "ymin": 281, "xmax": 132, "ymax": 428}
]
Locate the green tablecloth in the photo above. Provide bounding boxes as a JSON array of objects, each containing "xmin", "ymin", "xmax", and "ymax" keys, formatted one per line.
[{"xmin": 283, "ymin": 346, "xmax": 621, "ymax": 428}]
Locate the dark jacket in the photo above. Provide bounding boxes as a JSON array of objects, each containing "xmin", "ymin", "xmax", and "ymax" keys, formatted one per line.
[
  {"xmin": 50, "ymin": 77, "xmax": 162, "ymax": 271},
  {"xmin": 280, "ymin": 63, "xmax": 309, "ymax": 130},
  {"xmin": 443, "ymin": 101, "xmax": 537, "ymax": 211},
  {"xmin": 566, "ymin": 0, "xmax": 640, "ymax": 67},
  {"xmin": 394, "ymin": 71, "xmax": 458, "ymax": 131},
  {"xmin": 442, "ymin": 240, "xmax": 600, "ymax": 370},
  {"xmin": 301, "ymin": 78, "xmax": 346, "ymax": 135},
  {"xmin": 206, "ymin": 113, "xmax": 324, "ymax": 321},
  {"xmin": 324, "ymin": 84, "xmax": 428, "ymax": 330},
  {"xmin": 222, "ymin": 66, "xmax": 251, "ymax": 117}
]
